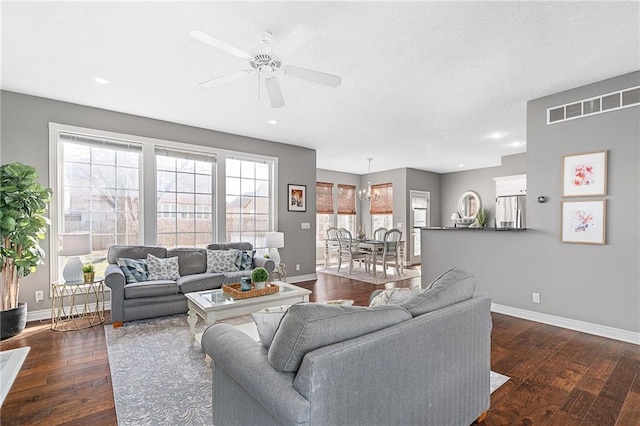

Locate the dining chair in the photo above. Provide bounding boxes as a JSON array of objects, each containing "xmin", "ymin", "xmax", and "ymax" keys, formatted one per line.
[
  {"xmin": 373, "ymin": 227, "xmax": 387, "ymax": 241},
  {"xmin": 373, "ymin": 228, "xmax": 402, "ymax": 278},
  {"xmin": 325, "ymin": 227, "xmax": 340, "ymax": 266},
  {"xmin": 336, "ymin": 228, "xmax": 369, "ymax": 274}
]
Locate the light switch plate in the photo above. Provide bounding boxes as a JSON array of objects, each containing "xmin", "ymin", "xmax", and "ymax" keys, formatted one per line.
[{"xmin": 301, "ymin": 223, "xmax": 311, "ymax": 229}]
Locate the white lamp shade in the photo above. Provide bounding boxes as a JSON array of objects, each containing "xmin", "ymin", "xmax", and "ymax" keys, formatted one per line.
[
  {"xmin": 60, "ymin": 233, "xmax": 92, "ymax": 256},
  {"xmin": 265, "ymin": 232, "xmax": 284, "ymax": 249}
]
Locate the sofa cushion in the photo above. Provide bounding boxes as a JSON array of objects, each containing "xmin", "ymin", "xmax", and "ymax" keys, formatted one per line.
[
  {"xmin": 206, "ymin": 249, "xmax": 239, "ymax": 273},
  {"xmin": 369, "ymin": 287, "xmax": 421, "ymax": 307},
  {"xmin": 235, "ymin": 250, "xmax": 255, "ymax": 271},
  {"xmin": 116, "ymin": 258, "xmax": 148, "ymax": 284},
  {"xmin": 167, "ymin": 248, "xmax": 207, "ymax": 276},
  {"xmin": 207, "ymin": 242, "xmax": 253, "ymax": 251},
  {"xmin": 108, "ymin": 245, "xmax": 166, "ymax": 264},
  {"xmin": 124, "ymin": 280, "xmax": 179, "ymax": 299},
  {"xmin": 268, "ymin": 303, "xmax": 412, "ymax": 373},
  {"xmin": 146, "ymin": 254, "xmax": 180, "ymax": 280},
  {"xmin": 251, "ymin": 305, "xmax": 290, "ymax": 349},
  {"xmin": 177, "ymin": 273, "xmax": 225, "ymax": 293},
  {"xmin": 399, "ymin": 268, "xmax": 476, "ymax": 316}
]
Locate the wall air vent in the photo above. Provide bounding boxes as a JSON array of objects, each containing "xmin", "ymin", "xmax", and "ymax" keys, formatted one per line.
[{"xmin": 547, "ymin": 86, "xmax": 640, "ymax": 124}]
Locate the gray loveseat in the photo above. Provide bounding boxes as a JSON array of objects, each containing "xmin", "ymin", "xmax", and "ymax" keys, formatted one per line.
[
  {"xmin": 202, "ymin": 268, "xmax": 491, "ymax": 426},
  {"xmin": 105, "ymin": 242, "xmax": 274, "ymax": 327}
]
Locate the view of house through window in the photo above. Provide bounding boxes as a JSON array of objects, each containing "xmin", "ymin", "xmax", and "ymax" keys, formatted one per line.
[
  {"xmin": 225, "ymin": 157, "xmax": 273, "ymax": 248},
  {"xmin": 156, "ymin": 150, "xmax": 215, "ymax": 248}
]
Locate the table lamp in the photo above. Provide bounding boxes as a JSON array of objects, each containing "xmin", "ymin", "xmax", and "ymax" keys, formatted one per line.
[
  {"xmin": 265, "ymin": 232, "xmax": 284, "ymax": 265},
  {"xmin": 60, "ymin": 233, "xmax": 91, "ymax": 282}
]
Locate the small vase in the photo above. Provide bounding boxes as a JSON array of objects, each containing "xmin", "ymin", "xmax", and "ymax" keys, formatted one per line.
[
  {"xmin": 240, "ymin": 277, "xmax": 252, "ymax": 291},
  {"xmin": 83, "ymin": 272, "xmax": 95, "ymax": 283},
  {"xmin": 254, "ymin": 281, "xmax": 266, "ymax": 290}
]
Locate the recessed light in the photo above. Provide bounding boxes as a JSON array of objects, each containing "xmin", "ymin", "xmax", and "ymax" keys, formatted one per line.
[
  {"xmin": 488, "ymin": 131, "xmax": 506, "ymax": 139},
  {"xmin": 267, "ymin": 119, "xmax": 278, "ymax": 125},
  {"xmin": 510, "ymin": 141, "xmax": 526, "ymax": 147},
  {"xmin": 92, "ymin": 76, "xmax": 110, "ymax": 85},
  {"xmin": 458, "ymin": 163, "xmax": 465, "ymax": 168}
]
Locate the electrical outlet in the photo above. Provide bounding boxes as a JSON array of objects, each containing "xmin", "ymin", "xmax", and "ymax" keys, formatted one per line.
[
  {"xmin": 35, "ymin": 290, "xmax": 44, "ymax": 302},
  {"xmin": 296, "ymin": 264, "xmax": 300, "ymax": 271},
  {"xmin": 532, "ymin": 292, "xmax": 541, "ymax": 303}
]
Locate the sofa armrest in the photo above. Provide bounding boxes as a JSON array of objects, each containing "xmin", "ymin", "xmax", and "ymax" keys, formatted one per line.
[
  {"xmin": 105, "ymin": 264, "xmax": 125, "ymax": 324},
  {"xmin": 202, "ymin": 323, "xmax": 309, "ymax": 424},
  {"xmin": 253, "ymin": 256, "xmax": 275, "ymax": 273}
]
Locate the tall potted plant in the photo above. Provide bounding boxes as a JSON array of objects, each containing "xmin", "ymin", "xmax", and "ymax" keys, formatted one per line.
[{"xmin": 1, "ymin": 162, "xmax": 52, "ymax": 340}]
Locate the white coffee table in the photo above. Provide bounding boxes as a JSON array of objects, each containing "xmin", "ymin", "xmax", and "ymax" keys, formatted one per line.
[{"xmin": 185, "ymin": 281, "xmax": 312, "ymax": 340}]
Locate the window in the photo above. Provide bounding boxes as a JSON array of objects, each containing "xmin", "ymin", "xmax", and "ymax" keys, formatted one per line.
[
  {"xmin": 371, "ymin": 183, "xmax": 393, "ymax": 229},
  {"xmin": 316, "ymin": 182, "xmax": 334, "ymax": 242},
  {"xmin": 58, "ymin": 133, "xmax": 141, "ymax": 276},
  {"xmin": 225, "ymin": 157, "xmax": 274, "ymax": 248},
  {"xmin": 337, "ymin": 184, "xmax": 356, "ymax": 235},
  {"xmin": 156, "ymin": 149, "xmax": 215, "ymax": 248}
]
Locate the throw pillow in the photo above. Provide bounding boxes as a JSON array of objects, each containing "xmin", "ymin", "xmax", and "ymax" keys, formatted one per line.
[
  {"xmin": 268, "ymin": 303, "xmax": 412, "ymax": 373},
  {"xmin": 116, "ymin": 258, "xmax": 148, "ymax": 284},
  {"xmin": 399, "ymin": 268, "xmax": 476, "ymax": 316},
  {"xmin": 251, "ymin": 305, "xmax": 290, "ymax": 349},
  {"xmin": 206, "ymin": 249, "xmax": 239, "ymax": 273},
  {"xmin": 368, "ymin": 287, "xmax": 421, "ymax": 307},
  {"xmin": 235, "ymin": 250, "xmax": 255, "ymax": 271},
  {"xmin": 146, "ymin": 254, "xmax": 180, "ymax": 280}
]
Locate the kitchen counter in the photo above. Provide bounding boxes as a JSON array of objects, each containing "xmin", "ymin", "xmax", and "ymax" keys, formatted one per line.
[{"xmin": 422, "ymin": 227, "xmax": 527, "ymax": 231}]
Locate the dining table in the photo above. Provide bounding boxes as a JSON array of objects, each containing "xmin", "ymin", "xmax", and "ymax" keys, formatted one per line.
[{"xmin": 324, "ymin": 238, "xmax": 405, "ymax": 277}]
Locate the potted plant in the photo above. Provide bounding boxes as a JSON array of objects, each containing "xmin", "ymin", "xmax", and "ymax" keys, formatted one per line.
[
  {"xmin": 1, "ymin": 162, "xmax": 52, "ymax": 340},
  {"xmin": 82, "ymin": 263, "xmax": 95, "ymax": 283},
  {"xmin": 251, "ymin": 267, "xmax": 269, "ymax": 290},
  {"xmin": 476, "ymin": 208, "xmax": 490, "ymax": 228}
]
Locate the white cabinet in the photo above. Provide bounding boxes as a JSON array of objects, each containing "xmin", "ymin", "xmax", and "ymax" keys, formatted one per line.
[{"xmin": 493, "ymin": 174, "xmax": 527, "ymax": 197}]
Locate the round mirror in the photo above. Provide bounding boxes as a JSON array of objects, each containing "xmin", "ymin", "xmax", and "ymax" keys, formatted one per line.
[{"xmin": 457, "ymin": 191, "xmax": 481, "ymax": 219}]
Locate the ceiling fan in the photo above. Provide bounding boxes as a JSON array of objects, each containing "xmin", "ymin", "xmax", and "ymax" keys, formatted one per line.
[{"xmin": 189, "ymin": 23, "xmax": 341, "ymax": 108}]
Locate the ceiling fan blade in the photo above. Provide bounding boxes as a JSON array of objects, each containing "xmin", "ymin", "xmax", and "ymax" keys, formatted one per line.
[
  {"xmin": 199, "ymin": 70, "xmax": 253, "ymax": 88},
  {"xmin": 264, "ymin": 76, "xmax": 285, "ymax": 108},
  {"xmin": 283, "ymin": 65, "xmax": 342, "ymax": 88},
  {"xmin": 189, "ymin": 30, "xmax": 252, "ymax": 60},
  {"xmin": 272, "ymin": 23, "xmax": 315, "ymax": 58}
]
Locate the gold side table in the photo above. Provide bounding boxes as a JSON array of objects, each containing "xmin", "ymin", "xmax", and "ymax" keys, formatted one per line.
[{"xmin": 51, "ymin": 278, "xmax": 105, "ymax": 331}]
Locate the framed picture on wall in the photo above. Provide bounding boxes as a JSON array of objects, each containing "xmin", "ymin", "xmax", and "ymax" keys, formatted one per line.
[
  {"xmin": 561, "ymin": 200, "xmax": 606, "ymax": 245},
  {"xmin": 561, "ymin": 150, "xmax": 607, "ymax": 197},
  {"xmin": 288, "ymin": 184, "xmax": 306, "ymax": 212}
]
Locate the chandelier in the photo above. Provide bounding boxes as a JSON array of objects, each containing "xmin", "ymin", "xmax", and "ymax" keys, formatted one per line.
[{"xmin": 358, "ymin": 158, "xmax": 379, "ymax": 202}]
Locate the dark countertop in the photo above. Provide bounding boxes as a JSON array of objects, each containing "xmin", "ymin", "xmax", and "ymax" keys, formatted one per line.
[{"xmin": 422, "ymin": 226, "xmax": 527, "ymax": 231}]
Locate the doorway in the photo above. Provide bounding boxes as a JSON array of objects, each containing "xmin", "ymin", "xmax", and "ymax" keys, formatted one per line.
[{"xmin": 409, "ymin": 190, "xmax": 430, "ymax": 265}]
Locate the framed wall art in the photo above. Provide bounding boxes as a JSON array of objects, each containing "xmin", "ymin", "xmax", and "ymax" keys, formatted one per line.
[
  {"xmin": 288, "ymin": 184, "xmax": 306, "ymax": 212},
  {"xmin": 561, "ymin": 150, "xmax": 607, "ymax": 197},
  {"xmin": 561, "ymin": 200, "xmax": 606, "ymax": 245}
]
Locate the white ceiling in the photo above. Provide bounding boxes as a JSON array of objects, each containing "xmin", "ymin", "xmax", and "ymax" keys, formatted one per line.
[{"xmin": 2, "ymin": 1, "xmax": 639, "ymax": 175}]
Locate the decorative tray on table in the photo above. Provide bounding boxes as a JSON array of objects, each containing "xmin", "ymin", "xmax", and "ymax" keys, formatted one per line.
[{"xmin": 222, "ymin": 282, "xmax": 279, "ymax": 299}]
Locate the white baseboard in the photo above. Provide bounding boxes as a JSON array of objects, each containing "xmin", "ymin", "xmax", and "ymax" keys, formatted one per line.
[
  {"xmin": 492, "ymin": 303, "xmax": 640, "ymax": 345},
  {"xmin": 27, "ymin": 301, "xmax": 112, "ymax": 323},
  {"xmin": 285, "ymin": 273, "xmax": 317, "ymax": 284}
]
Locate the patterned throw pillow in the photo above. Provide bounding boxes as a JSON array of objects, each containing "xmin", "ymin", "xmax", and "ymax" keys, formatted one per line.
[
  {"xmin": 206, "ymin": 249, "xmax": 239, "ymax": 273},
  {"xmin": 369, "ymin": 287, "xmax": 421, "ymax": 307},
  {"xmin": 116, "ymin": 258, "xmax": 148, "ymax": 284},
  {"xmin": 235, "ymin": 250, "xmax": 255, "ymax": 271},
  {"xmin": 146, "ymin": 254, "xmax": 180, "ymax": 280}
]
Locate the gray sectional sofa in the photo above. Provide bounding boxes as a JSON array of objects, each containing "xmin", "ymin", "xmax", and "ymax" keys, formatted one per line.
[
  {"xmin": 105, "ymin": 242, "xmax": 274, "ymax": 326},
  {"xmin": 202, "ymin": 268, "xmax": 492, "ymax": 425}
]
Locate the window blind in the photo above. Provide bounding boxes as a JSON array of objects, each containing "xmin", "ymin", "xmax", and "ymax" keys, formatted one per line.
[
  {"xmin": 316, "ymin": 182, "xmax": 334, "ymax": 214},
  {"xmin": 155, "ymin": 147, "xmax": 217, "ymax": 163},
  {"xmin": 337, "ymin": 184, "xmax": 356, "ymax": 215},
  {"xmin": 60, "ymin": 133, "xmax": 142, "ymax": 152},
  {"xmin": 370, "ymin": 183, "xmax": 393, "ymax": 214}
]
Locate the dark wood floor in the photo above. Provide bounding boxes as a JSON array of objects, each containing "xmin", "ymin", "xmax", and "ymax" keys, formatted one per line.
[{"xmin": 1, "ymin": 267, "xmax": 638, "ymax": 425}]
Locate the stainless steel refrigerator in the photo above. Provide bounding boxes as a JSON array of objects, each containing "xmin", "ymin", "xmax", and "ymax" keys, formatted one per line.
[{"xmin": 495, "ymin": 195, "xmax": 526, "ymax": 229}]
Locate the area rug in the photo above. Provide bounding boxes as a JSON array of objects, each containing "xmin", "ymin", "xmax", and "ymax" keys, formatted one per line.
[
  {"xmin": 106, "ymin": 314, "xmax": 509, "ymax": 424},
  {"xmin": 317, "ymin": 265, "xmax": 421, "ymax": 285}
]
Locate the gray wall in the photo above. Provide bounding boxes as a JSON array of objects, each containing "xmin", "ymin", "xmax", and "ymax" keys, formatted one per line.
[
  {"xmin": 1, "ymin": 90, "xmax": 317, "ymax": 311},
  {"xmin": 423, "ymin": 71, "xmax": 640, "ymax": 333}
]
